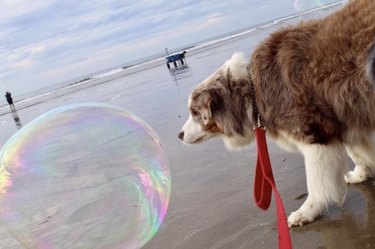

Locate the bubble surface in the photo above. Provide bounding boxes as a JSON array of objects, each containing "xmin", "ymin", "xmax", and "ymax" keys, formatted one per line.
[{"xmin": 0, "ymin": 103, "xmax": 171, "ymax": 249}]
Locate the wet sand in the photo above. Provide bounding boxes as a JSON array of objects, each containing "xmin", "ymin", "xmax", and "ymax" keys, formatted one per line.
[{"xmin": 2, "ymin": 2, "xmax": 374, "ymax": 248}]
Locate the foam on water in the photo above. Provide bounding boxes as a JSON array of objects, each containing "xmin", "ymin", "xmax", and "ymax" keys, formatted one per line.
[
  {"xmin": 93, "ymin": 68, "xmax": 125, "ymax": 79},
  {"xmin": 0, "ymin": 103, "xmax": 171, "ymax": 249}
]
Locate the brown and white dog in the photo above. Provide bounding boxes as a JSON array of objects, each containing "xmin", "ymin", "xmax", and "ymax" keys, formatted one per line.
[{"xmin": 178, "ymin": 0, "xmax": 375, "ymax": 227}]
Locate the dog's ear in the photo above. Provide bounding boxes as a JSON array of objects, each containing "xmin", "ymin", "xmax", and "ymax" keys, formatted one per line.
[
  {"xmin": 197, "ymin": 88, "xmax": 223, "ymax": 126},
  {"xmin": 200, "ymin": 90, "xmax": 212, "ymax": 125}
]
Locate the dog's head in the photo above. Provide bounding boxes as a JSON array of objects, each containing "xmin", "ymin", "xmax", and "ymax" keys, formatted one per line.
[{"xmin": 178, "ymin": 53, "xmax": 256, "ymax": 149}]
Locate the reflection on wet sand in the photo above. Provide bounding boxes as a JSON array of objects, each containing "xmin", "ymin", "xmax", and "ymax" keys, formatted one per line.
[
  {"xmin": 295, "ymin": 182, "xmax": 375, "ymax": 248},
  {"xmin": 169, "ymin": 65, "xmax": 191, "ymax": 87},
  {"xmin": 11, "ymin": 109, "xmax": 22, "ymax": 130}
]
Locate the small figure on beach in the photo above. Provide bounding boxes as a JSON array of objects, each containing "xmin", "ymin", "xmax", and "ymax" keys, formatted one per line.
[
  {"xmin": 5, "ymin": 91, "xmax": 15, "ymax": 109},
  {"xmin": 165, "ymin": 51, "xmax": 187, "ymax": 70}
]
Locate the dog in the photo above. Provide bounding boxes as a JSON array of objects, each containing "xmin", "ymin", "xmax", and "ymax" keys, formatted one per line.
[{"xmin": 178, "ymin": 0, "xmax": 375, "ymax": 227}]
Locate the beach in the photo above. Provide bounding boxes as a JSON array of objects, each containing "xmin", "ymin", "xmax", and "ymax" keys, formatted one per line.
[{"xmin": 2, "ymin": 2, "xmax": 375, "ymax": 248}]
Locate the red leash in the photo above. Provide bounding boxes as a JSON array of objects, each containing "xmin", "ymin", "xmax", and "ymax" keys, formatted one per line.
[{"xmin": 253, "ymin": 128, "xmax": 292, "ymax": 249}]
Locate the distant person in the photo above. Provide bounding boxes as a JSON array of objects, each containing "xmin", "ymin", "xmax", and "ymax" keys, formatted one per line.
[{"xmin": 5, "ymin": 91, "xmax": 15, "ymax": 109}]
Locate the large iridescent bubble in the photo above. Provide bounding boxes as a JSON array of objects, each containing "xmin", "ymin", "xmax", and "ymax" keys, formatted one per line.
[{"xmin": 0, "ymin": 103, "xmax": 171, "ymax": 249}]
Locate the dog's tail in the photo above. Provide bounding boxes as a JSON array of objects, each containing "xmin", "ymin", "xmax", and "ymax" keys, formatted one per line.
[{"xmin": 368, "ymin": 41, "xmax": 375, "ymax": 84}]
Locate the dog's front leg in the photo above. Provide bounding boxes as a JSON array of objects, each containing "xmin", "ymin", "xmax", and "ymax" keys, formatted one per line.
[{"xmin": 288, "ymin": 142, "xmax": 348, "ymax": 227}]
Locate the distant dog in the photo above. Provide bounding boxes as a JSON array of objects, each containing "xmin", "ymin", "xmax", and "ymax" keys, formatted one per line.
[{"xmin": 179, "ymin": 0, "xmax": 375, "ymax": 227}]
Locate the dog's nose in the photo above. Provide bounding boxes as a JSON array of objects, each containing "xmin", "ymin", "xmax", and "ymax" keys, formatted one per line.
[{"xmin": 178, "ymin": 131, "xmax": 184, "ymax": 140}]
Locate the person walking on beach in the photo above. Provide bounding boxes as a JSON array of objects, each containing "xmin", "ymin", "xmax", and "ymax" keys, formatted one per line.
[{"xmin": 5, "ymin": 91, "xmax": 15, "ymax": 109}]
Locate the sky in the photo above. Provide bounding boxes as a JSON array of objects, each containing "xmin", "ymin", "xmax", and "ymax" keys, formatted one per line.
[{"xmin": 0, "ymin": 0, "xmax": 339, "ymax": 96}]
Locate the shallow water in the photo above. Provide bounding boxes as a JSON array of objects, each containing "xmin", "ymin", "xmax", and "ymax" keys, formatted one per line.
[{"xmin": 2, "ymin": 2, "xmax": 375, "ymax": 249}]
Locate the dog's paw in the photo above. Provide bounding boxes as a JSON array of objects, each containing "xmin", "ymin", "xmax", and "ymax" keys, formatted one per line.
[
  {"xmin": 344, "ymin": 169, "xmax": 367, "ymax": 184},
  {"xmin": 287, "ymin": 210, "xmax": 315, "ymax": 227}
]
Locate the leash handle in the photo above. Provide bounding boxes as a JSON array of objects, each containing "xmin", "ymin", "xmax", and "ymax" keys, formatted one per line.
[{"xmin": 254, "ymin": 128, "xmax": 292, "ymax": 249}]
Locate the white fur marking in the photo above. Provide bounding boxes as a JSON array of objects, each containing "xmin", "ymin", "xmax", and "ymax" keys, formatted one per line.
[
  {"xmin": 181, "ymin": 114, "xmax": 204, "ymax": 144},
  {"xmin": 275, "ymin": 131, "xmax": 299, "ymax": 152},
  {"xmin": 224, "ymin": 53, "xmax": 248, "ymax": 80},
  {"xmin": 288, "ymin": 142, "xmax": 348, "ymax": 227}
]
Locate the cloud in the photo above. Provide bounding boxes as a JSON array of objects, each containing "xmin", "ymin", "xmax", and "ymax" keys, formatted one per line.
[
  {"xmin": 0, "ymin": 0, "xmax": 54, "ymax": 24},
  {"xmin": 31, "ymin": 45, "xmax": 46, "ymax": 55},
  {"xmin": 3, "ymin": 41, "xmax": 52, "ymax": 70},
  {"xmin": 13, "ymin": 58, "xmax": 34, "ymax": 68}
]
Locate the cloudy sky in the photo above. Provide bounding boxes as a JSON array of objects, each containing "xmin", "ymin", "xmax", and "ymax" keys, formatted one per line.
[{"xmin": 0, "ymin": 0, "xmax": 338, "ymax": 96}]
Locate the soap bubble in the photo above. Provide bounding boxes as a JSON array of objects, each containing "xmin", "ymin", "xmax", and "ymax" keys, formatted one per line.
[{"xmin": 0, "ymin": 103, "xmax": 171, "ymax": 249}]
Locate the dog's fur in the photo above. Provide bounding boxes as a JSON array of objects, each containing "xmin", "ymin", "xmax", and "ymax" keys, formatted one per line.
[{"xmin": 179, "ymin": 0, "xmax": 375, "ymax": 227}]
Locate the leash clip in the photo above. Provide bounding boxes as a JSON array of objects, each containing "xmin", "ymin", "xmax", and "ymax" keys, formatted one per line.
[{"xmin": 254, "ymin": 114, "xmax": 265, "ymax": 130}]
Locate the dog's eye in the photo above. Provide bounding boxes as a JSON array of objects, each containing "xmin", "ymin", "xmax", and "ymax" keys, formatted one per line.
[{"xmin": 191, "ymin": 109, "xmax": 199, "ymax": 117}]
